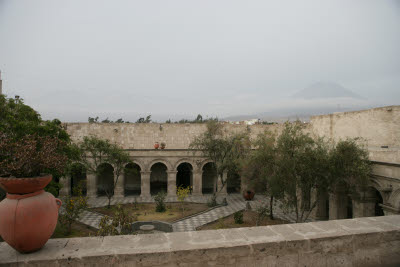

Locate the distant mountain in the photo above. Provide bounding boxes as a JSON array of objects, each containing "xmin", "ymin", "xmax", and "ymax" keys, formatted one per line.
[{"xmin": 292, "ymin": 82, "xmax": 364, "ymax": 99}]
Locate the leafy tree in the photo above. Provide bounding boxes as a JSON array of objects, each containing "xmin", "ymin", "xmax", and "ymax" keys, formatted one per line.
[
  {"xmin": 190, "ymin": 121, "xmax": 250, "ymax": 197},
  {"xmin": 0, "ymin": 95, "xmax": 78, "ymax": 197},
  {"xmin": 88, "ymin": 116, "xmax": 99, "ymax": 123},
  {"xmin": 78, "ymin": 136, "xmax": 131, "ymax": 208},
  {"xmin": 115, "ymin": 118, "xmax": 124, "ymax": 123},
  {"xmin": 136, "ymin": 115, "xmax": 151, "ymax": 123},
  {"xmin": 101, "ymin": 118, "xmax": 112, "ymax": 123},
  {"xmin": 273, "ymin": 122, "xmax": 331, "ymax": 222},
  {"xmin": 241, "ymin": 131, "xmax": 279, "ymax": 219},
  {"xmin": 330, "ymin": 138, "xmax": 371, "ymax": 196},
  {"xmin": 195, "ymin": 114, "xmax": 203, "ymax": 122}
]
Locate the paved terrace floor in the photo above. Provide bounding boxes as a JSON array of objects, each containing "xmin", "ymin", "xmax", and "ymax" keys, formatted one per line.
[{"xmin": 72, "ymin": 194, "xmax": 313, "ymax": 231}]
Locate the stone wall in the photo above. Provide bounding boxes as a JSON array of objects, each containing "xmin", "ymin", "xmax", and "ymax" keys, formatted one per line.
[
  {"xmin": 1, "ymin": 215, "xmax": 399, "ymax": 266},
  {"xmin": 64, "ymin": 122, "xmax": 283, "ymax": 150},
  {"xmin": 310, "ymin": 105, "xmax": 400, "ymax": 164}
]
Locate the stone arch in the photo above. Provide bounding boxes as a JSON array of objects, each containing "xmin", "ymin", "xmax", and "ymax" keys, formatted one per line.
[
  {"xmin": 150, "ymin": 162, "xmax": 168, "ymax": 195},
  {"xmin": 147, "ymin": 159, "xmax": 172, "ymax": 172},
  {"xmin": 173, "ymin": 158, "xmax": 194, "ymax": 171},
  {"xmin": 202, "ymin": 162, "xmax": 216, "ymax": 194},
  {"xmin": 97, "ymin": 163, "xmax": 114, "ymax": 197},
  {"xmin": 131, "ymin": 160, "xmax": 145, "ymax": 172},
  {"xmin": 70, "ymin": 163, "xmax": 87, "ymax": 196},
  {"xmin": 388, "ymin": 188, "xmax": 400, "ymax": 210},
  {"xmin": 124, "ymin": 162, "xmax": 141, "ymax": 196},
  {"xmin": 176, "ymin": 162, "xmax": 193, "ymax": 189},
  {"xmin": 200, "ymin": 160, "xmax": 213, "ymax": 171}
]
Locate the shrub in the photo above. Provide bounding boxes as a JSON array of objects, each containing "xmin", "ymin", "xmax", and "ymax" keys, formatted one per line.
[
  {"xmin": 176, "ymin": 185, "xmax": 191, "ymax": 215},
  {"xmin": 154, "ymin": 191, "xmax": 167, "ymax": 212},
  {"xmin": 254, "ymin": 203, "xmax": 270, "ymax": 226},
  {"xmin": 207, "ymin": 194, "xmax": 218, "ymax": 207},
  {"xmin": 97, "ymin": 204, "xmax": 136, "ymax": 236},
  {"xmin": 59, "ymin": 183, "xmax": 88, "ymax": 235},
  {"xmin": 0, "ymin": 133, "xmax": 68, "ymax": 178},
  {"xmin": 234, "ymin": 211, "xmax": 244, "ymax": 224}
]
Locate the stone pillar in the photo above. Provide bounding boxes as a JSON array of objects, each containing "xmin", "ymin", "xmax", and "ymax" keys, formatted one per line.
[
  {"xmin": 167, "ymin": 171, "xmax": 177, "ymax": 197},
  {"xmin": 86, "ymin": 173, "xmax": 97, "ymax": 198},
  {"xmin": 114, "ymin": 171, "xmax": 124, "ymax": 198},
  {"xmin": 192, "ymin": 170, "xmax": 203, "ymax": 196},
  {"xmin": 217, "ymin": 171, "xmax": 228, "ymax": 196},
  {"xmin": 329, "ymin": 192, "xmax": 348, "ymax": 220},
  {"xmin": 58, "ymin": 176, "xmax": 70, "ymax": 197},
  {"xmin": 140, "ymin": 171, "xmax": 151, "ymax": 198},
  {"xmin": 314, "ymin": 190, "xmax": 329, "ymax": 220}
]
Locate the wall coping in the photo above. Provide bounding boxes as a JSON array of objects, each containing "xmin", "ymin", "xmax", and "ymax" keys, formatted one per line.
[{"xmin": 1, "ymin": 216, "xmax": 400, "ymax": 266}]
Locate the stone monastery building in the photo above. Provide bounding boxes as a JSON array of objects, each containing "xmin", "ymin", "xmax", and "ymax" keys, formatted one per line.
[{"xmin": 61, "ymin": 105, "xmax": 400, "ymax": 220}]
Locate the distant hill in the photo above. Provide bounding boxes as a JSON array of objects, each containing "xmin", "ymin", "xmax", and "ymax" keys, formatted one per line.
[
  {"xmin": 292, "ymin": 82, "xmax": 364, "ymax": 99},
  {"xmin": 224, "ymin": 82, "xmax": 369, "ymax": 122}
]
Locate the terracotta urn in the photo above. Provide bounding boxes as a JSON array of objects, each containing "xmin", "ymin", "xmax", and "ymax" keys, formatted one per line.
[
  {"xmin": 0, "ymin": 175, "xmax": 62, "ymax": 253},
  {"xmin": 243, "ymin": 190, "xmax": 255, "ymax": 201},
  {"xmin": 154, "ymin": 142, "xmax": 159, "ymax": 149}
]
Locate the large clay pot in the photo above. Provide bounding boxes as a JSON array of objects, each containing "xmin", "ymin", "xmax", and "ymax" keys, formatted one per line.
[
  {"xmin": 243, "ymin": 190, "xmax": 255, "ymax": 201},
  {"xmin": 0, "ymin": 175, "xmax": 62, "ymax": 253}
]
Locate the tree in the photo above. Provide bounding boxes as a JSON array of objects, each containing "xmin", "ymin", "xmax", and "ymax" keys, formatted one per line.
[
  {"xmin": 273, "ymin": 122, "xmax": 331, "ymax": 223},
  {"xmin": 88, "ymin": 116, "xmax": 99, "ymax": 123},
  {"xmin": 0, "ymin": 95, "xmax": 78, "ymax": 198},
  {"xmin": 190, "ymin": 121, "xmax": 250, "ymax": 197},
  {"xmin": 136, "ymin": 115, "xmax": 151, "ymax": 123},
  {"xmin": 78, "ymin": 136, "xmax": 131, "ymax": 208},
  {"xmin": 330, "ymin": 138, "xmax": 371, "ymax": 196},
  {"xmin": 241, "ymin": 131, "xmax": 279, "ymax": 219},
  {"xmin": 195, "ymin": 114, "xmax": 203, "ymax": 122}
]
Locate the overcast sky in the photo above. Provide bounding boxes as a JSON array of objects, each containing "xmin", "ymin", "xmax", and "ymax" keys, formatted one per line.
[{"xmin": 0, "ymin": 0, "xmax": 399, "ymax": 122}]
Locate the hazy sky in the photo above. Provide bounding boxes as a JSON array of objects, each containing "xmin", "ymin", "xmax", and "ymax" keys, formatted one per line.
[{"xmin": 0, "ymin": 0, "xmax": 399, "ymax": 122}]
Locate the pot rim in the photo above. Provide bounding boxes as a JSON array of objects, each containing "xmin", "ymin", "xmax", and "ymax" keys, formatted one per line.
[{"xmin": 0, "ymin": 175, "xmax": 52, "ymax": 194}]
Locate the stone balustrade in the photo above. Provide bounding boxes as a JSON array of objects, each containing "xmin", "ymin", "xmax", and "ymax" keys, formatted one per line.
[{"xmin": 1, "ymin": 215, "xmax": 399, "ymax": 266}]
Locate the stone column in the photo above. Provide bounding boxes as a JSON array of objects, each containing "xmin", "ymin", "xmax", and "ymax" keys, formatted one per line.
[
  {"xmin": 192, "ymin": 170, "xmax": 203, "ymax": 196},
  {"xmin": 58, "ymin": 176, "xmax": 70, "ymax": 197},
  {"xmin": 114, "ymin": 171, "xmax": 124, "ymax": 198},
  {"xmin": 217, "ymin": 171, "xmax": 228, "ymax": 196},
  {"xmin": 140, "ymin": 171, "xmax": 151, "ymax": 198},
  {"xmin": 329, "ymin": 192, "xmax": 348, "ymax": 220},
  {"xmin": 167, "ymin": 171, "xmax": 177, "ymax": 197},
  {"xmin": 86, "ymin": 173, "xmax": 97, "ymax": 198}
]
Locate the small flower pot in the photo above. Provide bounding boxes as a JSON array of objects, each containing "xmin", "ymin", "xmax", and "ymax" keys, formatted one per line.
[
  {"xmin": 243, "ymin": 190, "xmax": 255, "ymax": 201},
  {"xmin": 0, "ymin": 175, "xmax": 62, "ymax": 253},
  {"xmin": 160, "ymin": 142, "xmax": 166, "ymax": 149},
  {"xmin": 154, "ymin": 142, "xmax": 159, "ymax": 149}
]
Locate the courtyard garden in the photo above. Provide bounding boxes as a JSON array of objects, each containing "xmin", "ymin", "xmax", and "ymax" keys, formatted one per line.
[{"xmin": 90, "ymin": 202, "xmax": 210, "ymax": 223}]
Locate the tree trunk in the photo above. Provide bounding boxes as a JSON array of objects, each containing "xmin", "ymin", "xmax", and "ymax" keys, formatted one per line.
[{"xmin": 270, "ymin": 195, "xmax": 274, "ymax": 220}]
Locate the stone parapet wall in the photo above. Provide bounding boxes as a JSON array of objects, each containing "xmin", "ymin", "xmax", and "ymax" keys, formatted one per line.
[
  {"xmin": 310, "ymin": 105, "xmax": 400, "ymax": 164},
  {"xmin": 1, "ymin": 215, "xmax": 399, "ymax": 266}
]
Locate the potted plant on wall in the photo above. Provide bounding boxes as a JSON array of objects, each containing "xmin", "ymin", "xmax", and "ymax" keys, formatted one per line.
[
  {"xmin": 0, "ymin": 134, "xmax": 66, "ymax": 253},
  {"xmin": 160, "ymin": 142, "xmax": 166, "ymax": 149},
  {"xmin": 154, "ymin": 142, "xmax": 160, "ymax": 149}
]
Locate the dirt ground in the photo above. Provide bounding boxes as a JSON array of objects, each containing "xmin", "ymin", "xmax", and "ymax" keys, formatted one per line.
[
  {"xmin": 90, "ymin": 202, "xmax": 210, "ymax": 223},
  {"xmin": 198, "ymin": 210, "xmax": 288, "ymax": 230}
]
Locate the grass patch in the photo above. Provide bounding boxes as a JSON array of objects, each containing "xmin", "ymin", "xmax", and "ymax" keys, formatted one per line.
[
  {"xmin": 90, "ymin": 202, "xmax": 209, "ymax": 223},
  {"xmin": 197, "ymin": 210, "xmax": 288, "ymax": 230},
  {"xmin": 51, "ymin": 221, "xmax": 97, "ymax": 239}
]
